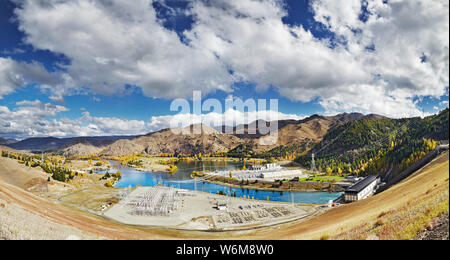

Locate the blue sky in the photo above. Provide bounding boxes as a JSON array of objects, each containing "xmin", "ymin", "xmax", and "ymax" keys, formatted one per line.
[{"xmin": 0, "ymin": 0, "xmax": 448, "ymax": 139}]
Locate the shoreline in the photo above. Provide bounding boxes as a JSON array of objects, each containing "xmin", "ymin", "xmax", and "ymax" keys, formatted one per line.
[
  {"xmin": 192, "ymin": 174, "xmax": 345, "ymax": 194},
  {"xmin": 106, "ymin": 160, "xmax": 344, "ymax": 194}
]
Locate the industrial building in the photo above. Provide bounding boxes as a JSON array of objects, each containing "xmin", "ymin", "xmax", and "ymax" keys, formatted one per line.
[
  {"xmin": 207, "ymin": 163, "xmax": 307, "ymax": 182},
  {"xmin": 344, "ymin": 175, "xmax": 380, "ymax": 202},
  {"xmin": 259, "ymin": 169, "xmax": 305, "ymax": 180},
  {"xmin": 251, "ymin": 163, "xmax": 282, "ymax": 171}
]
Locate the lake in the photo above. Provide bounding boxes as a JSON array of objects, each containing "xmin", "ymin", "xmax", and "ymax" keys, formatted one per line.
[{"xmin": 102, "ymin": 160, "xmax": 342, "ymax": 204}]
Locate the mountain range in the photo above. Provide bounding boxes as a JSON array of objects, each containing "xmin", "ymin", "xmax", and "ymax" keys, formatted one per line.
[{"xmin": 2, "ymin": 110, "xmax": 447, "ymax": 158}]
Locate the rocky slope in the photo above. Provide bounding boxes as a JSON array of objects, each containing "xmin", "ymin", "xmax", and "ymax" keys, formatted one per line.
[
  {"xmin": 253, "ymin": 113, "xmax": 367, "ymax": 151},
  {"xmin": 100, "ymin": 124, "xmax": 243, "ymax": 156},
  {"xmin": 416, "ymin": 211, "xmax": 449, "ymax": 240},
  {"xmin": 98, "ymin": 114, "xmax": 368, "ymax": 156},
  {"xmin": 62, "ymin": 142, "xmax": 105, "ymax": 156},
  {"xmin": 3, "ymin": 112, "xmax": 386, "ymax": 156}
]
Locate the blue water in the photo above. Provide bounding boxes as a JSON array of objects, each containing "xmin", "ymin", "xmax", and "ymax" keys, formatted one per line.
[{"xmin": 100, "ymin": 160, "xmax": 342, "ymax": 204}]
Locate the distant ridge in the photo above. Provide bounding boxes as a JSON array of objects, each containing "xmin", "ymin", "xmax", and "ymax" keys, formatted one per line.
[
  {"xmin": 0, "ymin": 137, "xmax": 16, "ymax": 146},
  {"xmin": 2, "ymin": 110, "xmax": 443, "ymax": 156},
  {"xmin": 100, "ymin": 123, "xmax": 243, "ymax": 156},
  {"xmin": 7, "ymin": 135, "xmax": 139, "ymax": 152}
]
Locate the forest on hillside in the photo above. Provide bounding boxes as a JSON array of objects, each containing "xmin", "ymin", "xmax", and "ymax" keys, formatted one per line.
[{"xmin": 296, "ymin": 108, "xmax": 449, "ymax": 177}]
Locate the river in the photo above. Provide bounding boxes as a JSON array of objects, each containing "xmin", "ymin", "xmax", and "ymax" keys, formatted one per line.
[{"xmin": 101, "ymin": 160, "xmax": 342, "ymax": 204}]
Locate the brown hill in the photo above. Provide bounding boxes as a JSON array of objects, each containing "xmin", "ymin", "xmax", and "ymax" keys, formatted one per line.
[
  {"xmin": 254, "ymin": 113, "xmax": 366, "ymax": 151},
  {"xmin": 100, "ymin": 124, "xmax": 243, "ymax": 156},
  {"xmin": 0, "ymin": 145, "xmax": 33, "ymax": 156},
  {"xmin": 62, "ymin": 142, "xmax": 105, "ymax": 156},
  {"xmin": 95, "ymin": 113, "xmax": 371, "ymax": 156},
  {"xmin": 98, "ymin": 114, "xmax": 365, "ymax": 156},
  {"xmin": 14, "ymin": 112, "xmax": 376, "ymax": 156},
  {"xmin": 7, "ymin": 135, "xmax": 138, "ymax": 152}
]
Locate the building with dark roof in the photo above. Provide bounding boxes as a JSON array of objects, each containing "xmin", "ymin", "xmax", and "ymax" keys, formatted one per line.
[{"xmin": 344, "ymin": 175, "xmax": 380, "ymax": 202}]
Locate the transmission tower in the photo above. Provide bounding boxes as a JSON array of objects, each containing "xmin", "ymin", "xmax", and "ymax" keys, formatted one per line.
[{"xmin": 311, "ymin": 153, "xmax": 316, "ymax": 172}]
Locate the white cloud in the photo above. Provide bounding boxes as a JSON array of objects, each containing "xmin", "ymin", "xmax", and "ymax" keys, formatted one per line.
[
  {"xmin": 13, "ymin": 0, "xmax": 234, "ymax": 99},
  {"xmin": 0, "ymin": 100, "xmax": 149, "ymax": 139},
  {"xmin": 184, "ymin": 0, "xmax": 449, "ymax": 117},
  {"xmin": 0, "ymin": 57, "xmax": 59, "ymax": 98},
  {"xmin": 4, "ymin": 0, "xmax": 449, "ymax": 119},
  {"xmin": 0, "ymin": 98, "xmax": 305, "ymax": 139},
  {"xmin": 1, "ymin": 48, "xmax": 26, "ymax": 55},
  {"xmin": 147, "ymin": 108, "xmax": 305, "ymax": 132},
  {"xmin": 0, "ymin": 100, "xmax": 71, "ymax": 138},
  {"xmin": 187, "ymin": 0, "xmax": 370, "ymax": 101},
  {"xmin": 80, "ymin": 112, "xmax": 148, "ymax": 135},
  {"xmin": 310, "ymin": 0, "xmax": 449, "ymax": 116}
]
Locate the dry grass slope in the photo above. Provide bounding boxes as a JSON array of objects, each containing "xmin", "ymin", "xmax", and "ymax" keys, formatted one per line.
[
  {"xmin": 246, "ymin": 151, "xmax": 449, "ymax": 240},
  {"xmin": 0, "ymin": 151, "xmax": 448, "ymax": 240}
]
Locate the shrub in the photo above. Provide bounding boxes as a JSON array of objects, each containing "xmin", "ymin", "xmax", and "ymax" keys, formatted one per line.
[
  {"xmin": 105, "ymin": 180, "xmax": 113, "ymax": 187},
  {"xmin": 378, "ymin": 211, "xmax": 388, "ymax": 218},
  {"xmin": 374, "ymin": 219, "xmax": 384, "ymax": 228},
  {"xmin": 320, "ymin": 235, "xmax": 330, "ymax": 240}
]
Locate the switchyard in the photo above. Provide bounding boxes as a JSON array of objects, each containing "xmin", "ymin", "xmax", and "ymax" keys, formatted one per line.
[{"xmin": 104, "ymin": 186, "xmax": 319, "ymax": 230}]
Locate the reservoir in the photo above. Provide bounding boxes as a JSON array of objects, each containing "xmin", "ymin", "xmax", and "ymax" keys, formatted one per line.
[{"xmin": 104, "ymin": 160, "xmax": 342, "ymax": 204}]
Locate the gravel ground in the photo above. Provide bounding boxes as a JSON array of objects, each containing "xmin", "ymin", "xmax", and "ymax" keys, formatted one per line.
[
  {"xmin": 0, "ymin": 199, "xmax": 100, "ymax": 240},
  {"xmin": 416, "ymin": 211, "xmax": 449, "ymax": 240}
]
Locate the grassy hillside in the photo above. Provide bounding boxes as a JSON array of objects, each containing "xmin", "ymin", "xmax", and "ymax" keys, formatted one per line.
[
  {"xmin": 296, "ymin": 108, "xmax": 449, "ymax": 177},
  {"xmin": 250, "ymin": 151, "xmax": 449, "ymax": 240}
]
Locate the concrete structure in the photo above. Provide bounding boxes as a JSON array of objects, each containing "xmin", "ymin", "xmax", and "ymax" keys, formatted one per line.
[
  {"xmin": 207, "ymin": 163, "xmax": 308, "ymax": 182},
  {"xmin": 251, "ymin": 163, "xmax": 282, "ymax": 171},
  {"xmin": 260, "ymin": 169, "xmax": 305, "ymax": 180},
  {"xmin": 344, "ymin": 175, "xmax": 380, "ymax": 202}
]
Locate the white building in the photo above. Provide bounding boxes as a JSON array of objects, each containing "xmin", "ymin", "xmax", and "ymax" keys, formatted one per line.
[
  {"xmin": 344, "ymin": 175, "xmax": 380, "ymax": 202},
  {"xmin": 260, "ymin": 169, "xmax": 305, "ymax": 180},
  {"xmin": 251, "ymin": 163, "xmax": 282, "ymax": 171}
]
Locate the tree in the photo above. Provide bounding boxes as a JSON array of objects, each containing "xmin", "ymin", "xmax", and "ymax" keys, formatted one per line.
[{"xmin": 115, "ymin": 170, "xmax": 122, "ymax": 179}]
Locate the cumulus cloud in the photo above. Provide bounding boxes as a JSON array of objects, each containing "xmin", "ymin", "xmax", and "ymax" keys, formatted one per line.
[
  {"xmin": 0, "ymin": 97, "xmax": 304, "ymax": 139},
  {"xmin": 187, "ymin": 0, "xmax": 370, "ymax": 101},
  {"xmin": 310, "ymin": 0, "xmax": 449, "ymax": 116},
  {"xmin": 0, "ymin": 100, "xmax": 149, "ymax": 139},
  {"xmin": 0, "ymin": 57, "xmax": 59, "ymax": 98},
  {"xmin": 147, "ymin": 108, "xmax": 306, "ymax": 132},
  {"xmin": 13, "ymin": 0, "xmax": 234, "ymax": 99},
  {"xmin": 186, "ymin": 0, "xmax": 448, "ymax": 117},
  {"xmin": 4, "ymin": 0, "xmax": 449, "ymax": 119},
  {"xmin": 80, "ymin": 112, "xmax": 148, "ymax": 135},
  {"xmin": 0, "ymin": 100, "xmax": 71, "ymax": 138}
]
